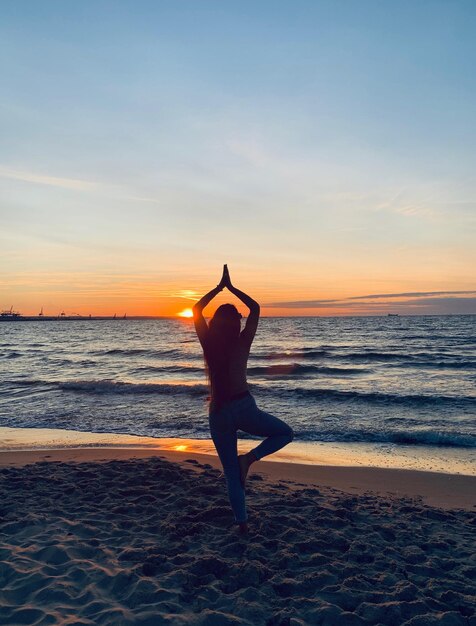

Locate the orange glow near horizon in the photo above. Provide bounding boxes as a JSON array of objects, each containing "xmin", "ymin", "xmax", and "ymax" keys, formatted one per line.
[{"xmin": 1, "ymin": 270, "xmax": 475, "ymax": 317}]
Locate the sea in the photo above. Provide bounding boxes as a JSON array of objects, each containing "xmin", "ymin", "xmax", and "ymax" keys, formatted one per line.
[{"xmin": 1, "ymin": 316, "xmax": 475, "ymax": 452}]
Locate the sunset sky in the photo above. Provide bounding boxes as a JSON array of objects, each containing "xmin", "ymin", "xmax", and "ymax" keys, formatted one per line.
[{"xmin": 1, "ymin": 1, "xmax": 475, "ymax": 317}]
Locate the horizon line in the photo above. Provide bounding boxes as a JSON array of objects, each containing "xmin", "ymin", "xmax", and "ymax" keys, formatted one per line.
[{"xmin": 1, "ymin": 313, "xmax": 475, "ymax": 321}]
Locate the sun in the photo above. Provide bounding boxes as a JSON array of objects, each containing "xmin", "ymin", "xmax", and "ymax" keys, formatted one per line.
[{"xmin": 178, "ymin": 308, "xmax": 194, "ymax": 318}]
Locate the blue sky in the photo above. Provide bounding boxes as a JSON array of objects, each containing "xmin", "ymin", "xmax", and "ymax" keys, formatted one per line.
[{"xmin": 1, "ymin": 1, "xmax": 475, "ymax": 315}]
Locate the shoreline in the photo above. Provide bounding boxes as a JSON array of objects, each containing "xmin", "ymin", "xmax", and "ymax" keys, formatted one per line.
[
  {"xmin": 1, "ymin": 426, "xmax": 474, "ymax": 511},
  {"xmin": 1, "ymin": 425, "xmax": 474, "ymax": 475}
]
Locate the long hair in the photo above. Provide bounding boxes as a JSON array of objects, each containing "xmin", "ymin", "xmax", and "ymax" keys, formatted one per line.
[{"xmin": 204, "ymin": 304, "xmax": 242, "ymax": 405}]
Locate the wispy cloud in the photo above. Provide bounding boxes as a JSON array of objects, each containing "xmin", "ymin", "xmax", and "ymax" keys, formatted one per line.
[
  {"xmin": 170, "ymin": 290, "xmax": 201, "ymax": 301},
  {"xmin": 375, "ymin": 188, "xmax": 407, "ymax": 211},
  {"xmin": 0, "ymin": 166, "xmax": 99, "ymax": 191},
  {"xmin": 0, "ymin": 165, "xmax": 159, "ymax": 203},
  {"xmin": 349, "ymin": 290, "xmax": 476, "ymax": 300},
  {"xmin": 266, "ymin": 290, "xmax": 476, "ymax": 308},
  {"xmin": 374, "ymin": 188, "xmax": 439, "ymax": 219}
]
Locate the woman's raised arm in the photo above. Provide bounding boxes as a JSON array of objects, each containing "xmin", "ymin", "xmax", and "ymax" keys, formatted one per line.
[
  {"xmin": 192, "ymin": 268, "xmax": 227, "ymax": 346},
  {"xmin": 224, "ymin": 267, "xmax": 260, "ymax": 345}
]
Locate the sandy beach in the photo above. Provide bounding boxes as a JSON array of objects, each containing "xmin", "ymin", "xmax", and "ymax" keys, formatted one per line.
[{"xmin": 1, "ymin": 432, "xmax": 475, "ymax": 625}]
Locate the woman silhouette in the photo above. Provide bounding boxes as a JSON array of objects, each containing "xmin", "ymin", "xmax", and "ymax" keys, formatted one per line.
[{"xmin": 193, "ymin": 265, "xmax": 294, "ymax": 533}]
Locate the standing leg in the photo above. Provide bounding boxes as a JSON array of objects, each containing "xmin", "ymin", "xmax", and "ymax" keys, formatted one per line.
[{"xmin": 209, "ymin": 417, "xmax": 247, "ymax": 525}]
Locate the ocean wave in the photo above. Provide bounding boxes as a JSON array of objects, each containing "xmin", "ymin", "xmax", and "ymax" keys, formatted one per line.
[
  {"xmin": 91, "ymin": 347, "xmax": 185, "ymax": 358},
  {"xmin": 384, "ymin": 430, "xmax": 476, "ymax": 447},
  {"xmin": 5, "ymin": 379, "xmax": 209, "ymax": 396},
  {"xmin": 338, "ymin": 351, "xmax": 475, "ymax": 368},
  {"xmin": 276, "ymin": 386, "xmax": 476, "ymax": 408},
  {"xmin": 132, "ymin": 365, "xmax": 203, "ymax": 374},
  {"xmin": 5, "ymin": 378, "xmax": 474, "ymax": 409},
  {"xmin": 340, "ymin": 351, "xmax": 415, "ymax": 362},
  {"xmin": 252, "ymin": 348, "xmax": 475, "ymax": 370},
  {"xmin": 40, "ymin": 357, "xmax": 99, "ymax": 367},
  {"xmin": 60, "ymin": 380, "xmax": 209, "ymax": 396},
  {"xmin": 403, "ymin": 360, "xmax": 476, "ymax": 370},
  {"xmin": 253, "ymin": 349, "xmax": 331, "ymax": 360},
  {"xmin": 248, "ymin": 364, "xmax": 368, "ymax": 377},
  {"xmin": 3, "ymin": 352, "xmax": 22, "ymax": 359},
  {"xmin": 294, "ymin": 428, "xmax": 476, "ymax": 448}
]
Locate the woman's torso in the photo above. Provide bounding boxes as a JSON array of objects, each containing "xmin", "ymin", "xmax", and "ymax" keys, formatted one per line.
[{"xmin": 207, "ymin": 337, "xmax": 250, "ymax": 413}]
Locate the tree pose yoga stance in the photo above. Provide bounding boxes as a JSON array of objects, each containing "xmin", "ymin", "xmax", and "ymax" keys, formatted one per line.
[{"xmin": 193, "ymin": 265, "xmax": 294, "ymax": 533}]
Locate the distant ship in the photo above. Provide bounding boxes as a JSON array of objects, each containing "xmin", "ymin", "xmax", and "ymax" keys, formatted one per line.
[
  {"xmin": 387, "ymin": 313, "xmax": 400, "ymax": 317},
  {"xmin": 0, "ymin": 306, "xmax": 21, "ymax": 319}
]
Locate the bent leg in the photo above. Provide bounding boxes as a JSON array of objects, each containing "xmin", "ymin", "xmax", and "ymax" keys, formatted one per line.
[
  {"xmin": 237, "ymin": 403, "xmax": 294, "ymax": 460},
  {"xmin": 210, "ymin": 426, "xmax": 247, "ymax": 523}
]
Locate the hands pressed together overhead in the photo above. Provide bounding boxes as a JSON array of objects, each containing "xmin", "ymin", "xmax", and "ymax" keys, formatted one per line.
[
  {"xmin": 193, "ymin": 264, "xmax": 259, "ymax": 318},
  {"xmin": 217, "ymin": 264, "xmax": 233, "ymax": 291},
  {"xmin": 193, "ymin": 263, "xmax": 260, "ymax": 346}
]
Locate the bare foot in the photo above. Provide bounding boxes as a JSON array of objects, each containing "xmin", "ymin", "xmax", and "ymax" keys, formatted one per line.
[{"xmin": 238, "ymin": 452, "xmax": 255, "ymax": 488}]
